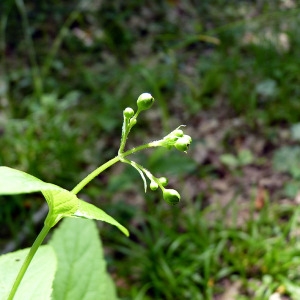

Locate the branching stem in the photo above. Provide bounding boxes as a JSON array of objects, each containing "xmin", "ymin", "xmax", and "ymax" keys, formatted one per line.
[
  {"xmin": 8, "ymin": 140, "xmax": 161, "ymax": 299},
  {"xmin": 72, "ymin": 140, "xmax": 160, "ymax": 195}
]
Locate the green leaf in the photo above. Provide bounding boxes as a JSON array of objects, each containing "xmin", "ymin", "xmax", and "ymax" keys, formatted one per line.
[
  {"xmin": 50, "ymin": 218, "xmax": 119, "ymax": 300},
  {"xmin": 255, "ymin": 79, "xmax": 277, "ymax": 98},
  {"xmin": 0, "ymin": 167, "xmax": 127, "ymax": 233},
  {"xmin": 104, "ymin": 275, "xmax": 119, "ymax": 299},
  {"xmin": 219, "ymin": 154, "xmax": 239, "ymax": 168},
  {"xmin": 0, "ymin": 167, "xmax": 79, "ymax": 227},
  {"xmin": 283, "ymin": 181, "xmax": 299, "ymax": 198},
  {"xmin": 73, "ymin": 199, "xmax": 129, "ymax": 236},
  {"xmin": 0, "ymin": 166, "xmax": 62, "ymax": 195},
  {"xmin": 273, "ymin": 146, "xmax": 300, "ymax": 177},
  {"xmin": 0, "ymin": 245, "xmax": 56, "ymax": 300},
  {"xmin": 237, "ymin": 149, "xmax": 254, "ymax": 166},
  {"xmin": 43, "ymin": 190, "xmax": 79, "ymax": 227}
]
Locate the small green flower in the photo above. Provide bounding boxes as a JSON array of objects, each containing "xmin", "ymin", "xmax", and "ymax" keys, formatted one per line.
[
  {"xmin": 163, "ymin": 188, "xmax": 181, "ymax": 205},
  {"xmin": 129, "ymin": 118, "xmax": 137, "ymax": 127},
  {"xmin": 137, "ymin": 93, "xmax": 155, "ymax": 111}
]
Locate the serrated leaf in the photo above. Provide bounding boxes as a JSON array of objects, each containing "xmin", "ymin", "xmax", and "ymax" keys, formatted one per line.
[
  {"xmin": 0, "ymin": 166, "xmax": 62, "ymax": 195},
  {"xmin": 50, "ymin": 218, "xmax": 119, "ymax": 300},
  {"xmin": 0, "ymin": 245, "xmax": 56, "ymax": 300},
  {"xmin": 73, "ymin": 199, "xmax": 129, "ymax": 236}
]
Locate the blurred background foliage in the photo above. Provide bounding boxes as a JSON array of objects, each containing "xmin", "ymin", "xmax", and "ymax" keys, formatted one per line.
[{"xmin": 2, "ymin": 0, "xmax": 300, "ymax": 299}]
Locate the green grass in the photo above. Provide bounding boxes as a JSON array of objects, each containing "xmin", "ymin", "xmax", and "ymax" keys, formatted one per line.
[{"xmin": 108, "ymin": 198, "xmax": 300, "ymax": 299}]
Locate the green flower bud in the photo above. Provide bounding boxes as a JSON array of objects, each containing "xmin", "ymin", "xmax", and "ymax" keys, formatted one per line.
[
  {"xmin": 163, "ymin": 135, "xmax": 178, "ymax": 144},
  {"xmin": 150, "ymin": 181, "xmax": 158, "ymax": 191},
  {"xmin": 158, "ymin": 177, "xmax": 168, "ymax": 187},
  {"xmin": 174, "ymin": 135, "xmax": 192, "ymax": 152},
  {"xmin": 162, "ymin": 128, "xmax": 185, "ymax": 146},
  {"xmin": 130, "ymin": 118, "xmax": 137, "ymax": 127},
  {"xmin": 172, "ymin": 129, "xmax": 184, "ymax": 137},
  {"xmin": 163, "ymin": 188, "xmax": 180, "ymax": 205},
  {"xmin": 137, "ymin": 93, "xmax": 154, "ymax": 111},
  {"xmin": 124, "ymin": 107, "xmax": 134, "ymax": 118}
]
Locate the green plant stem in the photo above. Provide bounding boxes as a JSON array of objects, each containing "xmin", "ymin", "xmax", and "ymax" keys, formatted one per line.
[
  {"xmin": 71, "ymin": 156, "xmax": 121, "ymax": 195},
  {"xmin": 118, "ymin": 112, "xmax": 140, "ymax": 155},
  {"xmin": 72, "ymin": 141, "xmax": 160, "ymax": 195},
  {"xmin": 8, "ymin": 140, "xmax": 160, "ymax": 298},
  {"xmin": 7, "ymin": 221, "xmax": 51, "ymax": 300},
  {"xmin": 123, "ymin": 141, "xmax": 159, "ymax": 157}
]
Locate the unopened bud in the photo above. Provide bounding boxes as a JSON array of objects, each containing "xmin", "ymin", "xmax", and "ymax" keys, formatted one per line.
[
  {"xmin": 137, "ymin": 93, "xmax": 154, "ymax": 111},
  {"xmin": 172, "ymin": 129, "xmax": 184, "ymax": 137},
  {"xmin": 163, "ymin": 188, "xmax": 180, "ymax": 205},
  {"xmin": 150, "ymin": 181, "xmax": 159, "ymax": 191},
  {"xmin": 124, "ymin": 107, "xmax": 134, "ymax": 118},
  {"xmin": 158, "ymin": 177, "xmax": 168, "ymax": 187},
  {"xmin": 174, "ymin": 135, "xmax": 192, "ymax": 152}
]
